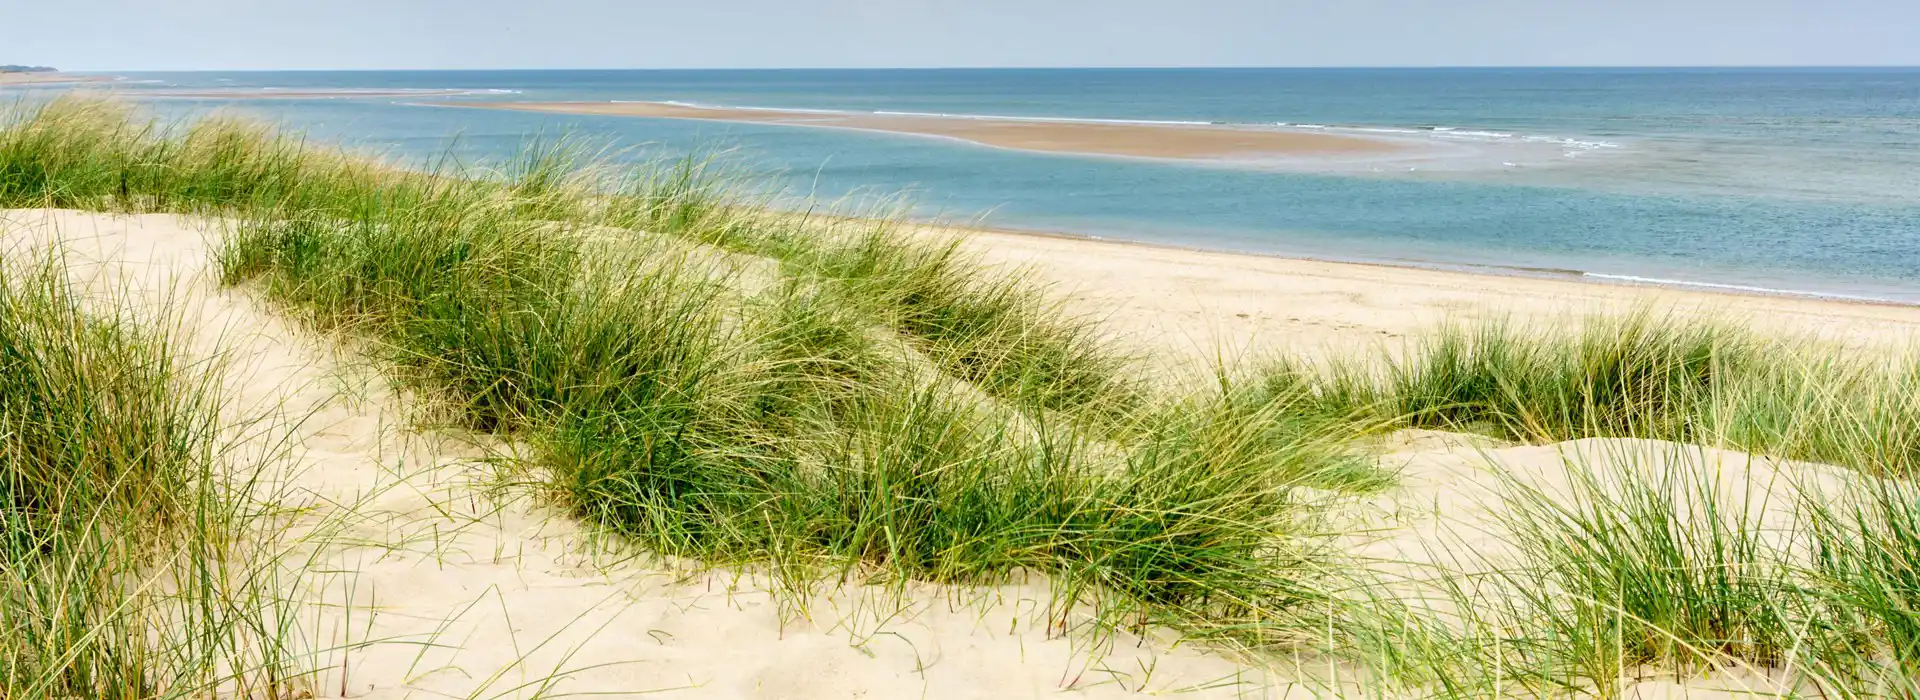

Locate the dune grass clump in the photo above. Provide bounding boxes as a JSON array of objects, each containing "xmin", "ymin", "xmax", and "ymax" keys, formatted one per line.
[
  {"xmin": 175, "ymin": 118, "xmax": 1357, "ymax": 648},
  {"xmin": 1711, "ymin": 353, "xmax": 1920, "ymax": 478},
  {"xmin": 1299, "ymin": 312, "xmax": 1920, "ymax": 477},
  {"xmin": 1492, "ymin": 447, "xmax": 1808, "ymax": 692},
  {"xmin": 598, "ymin": 178, "xmax": 1151, "ymax": 428},
  {"xmin": 787, "ymin": 226, "xmax": 1145, "ymax": 426},
  {"xmin": 214, "ymin": 184, "xmax": 1353, "ymax": 643},
  {"xmin": 1348, "ymin": 460, "xmax": 1821, "ymax": 699},
  {"xmin": 0, "ymin": 250, "xmax": 300, "ymax": 699},
  {"xmin": 1806, "ymin": 475, "xmax": 1920, "ymax": 693},
  {"xmin": 0, "ymin": 96, "xmax": 375, "ymax": 214},
  {"xmin": 0, "ymin": 95, "xmax": 1149, "ymax": 430},
  {"xmin": 594, "ymin": 153, "xmax": 762, "ymax": 250},
  {"xmin": 1377, "ymin": 314, "xmax": 1751, "ymax": 443}
]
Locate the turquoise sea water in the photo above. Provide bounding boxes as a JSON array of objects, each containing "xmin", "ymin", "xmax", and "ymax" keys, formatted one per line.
[{"xmin": 25, "ymin": 68, "xmax": 1920, "ymax": 302}]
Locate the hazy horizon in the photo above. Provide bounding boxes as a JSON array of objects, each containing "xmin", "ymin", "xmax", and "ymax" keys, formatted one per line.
[
  {"xmin": 47, "ymin": 65, "xmax": 1920, "ymax": 73},
  {"xmin": 7, "ymin": 0, "xmax": 1917, "ymax": 72}
]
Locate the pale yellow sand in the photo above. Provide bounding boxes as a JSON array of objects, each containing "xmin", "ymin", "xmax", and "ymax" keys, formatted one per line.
[
  {"xmin": 4, "ymin": 208, "xmax": 1908, "ymax": 697},
  {"xmin": 454, "ymin": 101, "xmax": 1402, "ymax": 161},
  {"xmin": 948, "ymin": 227, "xmax": 1920, "ymax": 367},
  {"xmin": 0, "ymin": 209, "xmax": 1283, "ymax": 698}
]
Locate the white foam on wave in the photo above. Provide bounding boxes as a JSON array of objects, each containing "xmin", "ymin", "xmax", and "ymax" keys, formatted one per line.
[
  {"xmin": 1423, "ymin": 128, "xmax": 1623, "ymax": 151},
  {"xmin": 1582, "ymin": 272, "xmax": 1900, "ymax": 303},
  {"xmin": 1342, "ymin": 126, "xmax": 1425, "ymax": 135}
]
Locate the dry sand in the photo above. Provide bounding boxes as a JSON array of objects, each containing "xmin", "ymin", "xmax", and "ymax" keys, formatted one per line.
[
  {"xmin": 454, "ymin": 101, "xmax": 1402, "ymax": 161},
  {"xmin": 0, "ymin": 209, "xmax": 1282, "ymax": 698},
  {"xmin": 4, "ymin": 207, "xmax": 1913, "ymax": 698},
  {"xmin": 948, "ymin": 226, "xmax": 1920, "ymax": 368}
]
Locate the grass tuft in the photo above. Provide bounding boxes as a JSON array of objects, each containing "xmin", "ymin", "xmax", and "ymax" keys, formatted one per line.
[
  {"xmin": 19, "ymin": 96, "xmax": 1920, "ymax": 696},
  {"xmin": 0, "ymin": 246, "xmax": 303, "ymax": 698}
]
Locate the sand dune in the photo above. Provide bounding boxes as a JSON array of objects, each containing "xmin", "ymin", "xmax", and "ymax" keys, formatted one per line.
[
  {"xmin": 454, "ymin": 101, "xmax": 1403, "ymax": 162},
  {"xmin": 0, "ymin": 210, "xmax": 1286, "ymax": 698},
  {"xmin": 5, "ymin": 208, "xmax": 1909, "ymax": 697}
]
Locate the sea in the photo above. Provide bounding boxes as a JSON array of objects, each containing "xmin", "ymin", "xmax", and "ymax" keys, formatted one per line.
[{"xmin": 17, "ymin": 68, "xmax": 1920, "ymax": 302}]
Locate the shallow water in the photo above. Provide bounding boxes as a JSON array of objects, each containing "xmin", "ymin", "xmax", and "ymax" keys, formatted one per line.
[{"xmin": 39, "ymin": 68, "xmax": 1920, "ymax": 302}]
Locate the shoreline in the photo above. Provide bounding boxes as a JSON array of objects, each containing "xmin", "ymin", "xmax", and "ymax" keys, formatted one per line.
[
  {"xmin": 958, "ymin": 221, "xmax": 1918, "ymax": 309},
  {"xmin": 769, "ymin": 202, "xmax": 1920, "ymax": 311},
  {"xmin": 439, "ymin": 100, "xmax": 1408, "ymax": 162},
  {"xmin": 908, "ymin": 218, "xmax": 1920, "ymax": 361},
  {"xmin": 22, "ymin": 85, "xmax": 1900, "ymax": 309}
]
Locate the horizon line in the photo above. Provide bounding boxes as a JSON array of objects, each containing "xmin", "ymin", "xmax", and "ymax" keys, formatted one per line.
[{"xmin": 69, "ymin": 64, "xmax": 1920, "ymax": 73}]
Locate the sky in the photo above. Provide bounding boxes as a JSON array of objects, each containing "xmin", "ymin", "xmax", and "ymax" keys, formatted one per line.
[{"xmin": 5, "ymin": 0, "xmax": 1918, "ymax": 71}]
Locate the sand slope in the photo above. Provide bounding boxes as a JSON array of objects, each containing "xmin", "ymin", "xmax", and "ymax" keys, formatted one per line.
[
  {"xmin": 3, "ymin": 208, "xmax": 1896, "ymax": 698},
  {"xmin": 0, "ymin": 209, "xmax": 1290, "ymax": 698}
]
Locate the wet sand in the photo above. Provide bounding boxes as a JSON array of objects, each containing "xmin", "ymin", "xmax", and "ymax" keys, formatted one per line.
[
  {"xmin": 0, "ymin": 72, "xmax": 114, "ymax": 87},
  {"xmin": 134, "ymin": 88, "xmax": 478, "ymax": 99},
  {"xmin": 453, "ymin": 101, "xmax": 1404, "ymax": 161}
]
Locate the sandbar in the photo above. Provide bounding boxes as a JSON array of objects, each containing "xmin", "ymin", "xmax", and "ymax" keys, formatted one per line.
[
  {"xmin": 0, "ymin": 72, "xmax": 114, "ymax": 87},
  {"xmin": 455, "ymin": 100, "xmax": 1404, "ymax": 161},
  {"xmin": 133, "ymin": 88, "xmax": 478, "ymax": 99}
]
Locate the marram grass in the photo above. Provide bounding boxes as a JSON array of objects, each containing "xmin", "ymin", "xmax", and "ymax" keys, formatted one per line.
[
  {"xmin": 208, "ymin": 150, "xmax": 1358, "ymax": 648},
  {"xmin": 0, "ymin": 247, "xmax": 303, "ymax": 698},
  {"xmin": 15, "ymin": 96, "xmax": 1920, "ymax": 695}
]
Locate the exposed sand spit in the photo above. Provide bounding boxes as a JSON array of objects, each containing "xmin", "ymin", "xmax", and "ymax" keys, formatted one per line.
[
  {"xmin": 451, "ymin": 101, "xmax": 1402, "ymax": 163},
  {"xmin": 0, "ymin": 209, "xmax": 1287, "ymax": 698},
  {"xmin": 131, "ymin": 88, "xmax": 488, "ymax": 99},
  {"xmin": 0, "ymin": 72, "xmax": 115, "ymax": 87}
]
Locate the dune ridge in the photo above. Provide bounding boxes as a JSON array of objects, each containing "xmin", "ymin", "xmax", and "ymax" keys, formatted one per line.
[{"xmin": 1, "ymin": 209, "xmax": 1281, "ymax": 698}]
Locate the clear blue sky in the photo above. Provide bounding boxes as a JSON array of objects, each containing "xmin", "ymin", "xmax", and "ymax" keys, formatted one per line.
[{"xmin": 6, "ymin": 0, "xmax": 1917, "ymax": 71}]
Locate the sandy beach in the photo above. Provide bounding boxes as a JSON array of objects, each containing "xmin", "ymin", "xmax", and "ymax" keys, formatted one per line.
[
  {"xmin": 946, "ymin": 225, "xmax": 1920, "ymax": 366},
  {"xmin": 455, "ymin": 100, "xmax": 1404, "ymax": 161}
]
